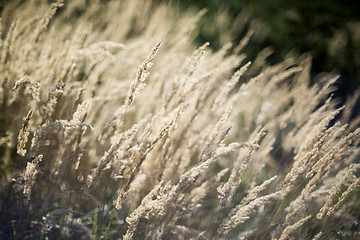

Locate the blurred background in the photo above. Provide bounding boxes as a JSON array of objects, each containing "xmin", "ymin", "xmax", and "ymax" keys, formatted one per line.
[
  {"xmin": 1, "ymin": 0, "xmax": 359, "ymax": 90},
  {"xmin": 173, "ymin": 0, "xmax": 360, "ymax": 90}
]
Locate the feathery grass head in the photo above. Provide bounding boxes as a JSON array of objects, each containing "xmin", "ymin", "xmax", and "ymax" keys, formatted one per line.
[{"xmin": 0, "ymin": 0, "xmax": 359, "ymax": 239}]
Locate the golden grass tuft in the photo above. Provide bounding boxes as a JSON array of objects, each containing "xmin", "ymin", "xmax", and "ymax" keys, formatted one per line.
[{"xmin": 0, "ymin": 0, "xmax": 359, "ymax": 239}]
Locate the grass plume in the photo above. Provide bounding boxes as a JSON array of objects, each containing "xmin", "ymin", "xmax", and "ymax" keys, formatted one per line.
[{"xmin": 0, "ymin": 0, "xmax": 359, "ymax": 239}]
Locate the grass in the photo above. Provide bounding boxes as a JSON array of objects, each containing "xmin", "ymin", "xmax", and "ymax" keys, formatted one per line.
[{"xmin": 0, "ymin": 0, "xmax": 359, "ymax": 239}]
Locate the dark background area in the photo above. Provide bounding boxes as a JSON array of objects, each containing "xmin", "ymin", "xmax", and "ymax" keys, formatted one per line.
[{"xmin": 175, "ymin": 0, "xmax": 360, "ymax": 90}]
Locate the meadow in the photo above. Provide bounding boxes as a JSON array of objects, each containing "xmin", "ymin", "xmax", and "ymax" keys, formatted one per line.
[{"xmin": 0, "ymin": 0, "xmax": 359, "ymax": 239}]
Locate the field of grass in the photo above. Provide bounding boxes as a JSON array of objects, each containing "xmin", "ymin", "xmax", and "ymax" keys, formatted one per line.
[{"xmin": 0, "ymin": 0, "xmax": 359, "ymax": 239}]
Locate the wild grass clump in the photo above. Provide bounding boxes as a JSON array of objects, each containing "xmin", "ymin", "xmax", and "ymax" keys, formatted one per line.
[{"xmin": 0, "ymin": 0, "xmax": 359, "ymax": 239}]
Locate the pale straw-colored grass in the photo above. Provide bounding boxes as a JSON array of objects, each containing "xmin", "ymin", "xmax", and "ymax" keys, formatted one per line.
[{"xmin": 0, "ymin": 0, "xmax": 359, "ymax": 239}]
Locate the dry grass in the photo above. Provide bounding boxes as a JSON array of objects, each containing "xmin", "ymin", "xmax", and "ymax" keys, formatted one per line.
[{"xmin": 0, "ymin": 0, "xmax": 359, "ymax": 239}]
